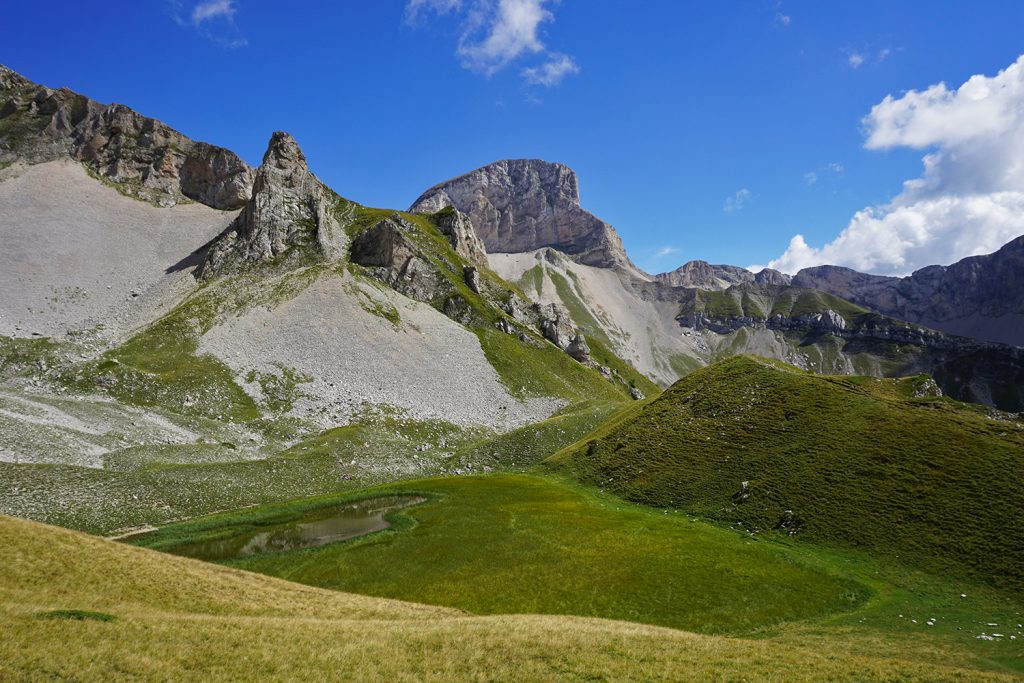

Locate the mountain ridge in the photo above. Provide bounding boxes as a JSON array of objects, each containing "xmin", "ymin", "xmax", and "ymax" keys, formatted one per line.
[
  {"xmin": 0, "ymin": 64, "xmax": 253, "ymax": 209},
  {"xmin": 794, "ymin": 236, "xmax": 1024, "ymax": 347}
]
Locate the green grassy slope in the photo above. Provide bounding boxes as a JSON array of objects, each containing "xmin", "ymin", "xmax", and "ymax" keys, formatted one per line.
[
  {"xmin": 5, "ymin": 514, "xmax": 1019, "ymax": 681},
  {"xmin": 548, "ymin": 355, "xmax": 1024, "ymax": 590},
  {"xmin": 132, "ymin": 473, "xmax": 1024, "ymax": 678},
  {"xmin": 138, "ymin": 474, "xmax": 868, "ymax": 635}
]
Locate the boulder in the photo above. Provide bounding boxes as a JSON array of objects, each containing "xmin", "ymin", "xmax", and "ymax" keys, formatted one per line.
[
  {"xmin": 533, "ymin": 302, "xmax": 575, "ymax": 350},
  {"xmin": 566, "ymin": 333, "xmax": 590, "ymax": 362},
  {"xmin": 463, "ymin": 265, "xmax": 481, "ymax": 294}
]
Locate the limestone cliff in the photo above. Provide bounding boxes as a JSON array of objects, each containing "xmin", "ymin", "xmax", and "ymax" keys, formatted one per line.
[
  {"xmin": 410, "ymin": 159, "xmax": 640, "ymax": 273},
  {"xmin": 0, "ymin": 65, "xmax": 253, "ymax": 209},
  {"xmin": 793, "ymin": 236, "xmax": 1024, "ymax": 347}
]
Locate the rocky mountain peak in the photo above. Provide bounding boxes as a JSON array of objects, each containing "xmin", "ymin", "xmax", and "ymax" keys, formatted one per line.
[
  {"xmin": 753, "ymin": 268, "xmax": 792, "ymax": 287},
  {"xmin": 263, "ymin": 130, "xmax": 306, "ymax": 169},
  {"xmin": 197, "ymin": 132, "xmax": 345, "ymax": 278},
  {"xmin": 409, "ymin": 158, "xmax": 639, "ymax": 273},
  {"xmin": 0, "ymin": 65, "xmax": 253, "ymax": 209},
  {"xmin": 654, "ymin": 260, "xmax": 763, "ymax": 290}
]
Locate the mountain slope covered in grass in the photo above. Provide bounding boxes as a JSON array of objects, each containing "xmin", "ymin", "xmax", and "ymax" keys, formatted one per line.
[
  {"xmin": 5, "ymin": 497, "xmax": 1022, "ymax": 680},
  {"xmin": 548, "ymin": 355, "xmax": 1024, "ymax": 589}
]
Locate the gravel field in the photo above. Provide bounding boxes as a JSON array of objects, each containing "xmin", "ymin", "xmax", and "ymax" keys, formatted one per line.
[
  {"xmin": 200, "ymin": 273, "xmax": 560, "ymax": 431},
  {"xmin": 0, "ymin": 160, "xmax": 235, "ymax": 342}
]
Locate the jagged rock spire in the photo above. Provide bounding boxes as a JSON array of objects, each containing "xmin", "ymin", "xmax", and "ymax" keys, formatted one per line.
[{"xmin": 197, "ymin": 132, "xmax": 345, "ymax": 278}]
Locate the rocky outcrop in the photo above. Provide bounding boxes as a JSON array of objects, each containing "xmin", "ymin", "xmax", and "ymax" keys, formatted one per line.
[
  {"xmin": 433, "ymin": 207, "xmax": 488, "ymax": 267},
  {"xmin": 673, "ymin": 286, "xmax": 1024, "ymax": 410},
  {"xmin": 793, "ymin": 235, "xmax": 1024, "ymax": 347},
  {"xmin": 350, "ymin": 215, "xmax": 450, "ymax": 303},
  {"xmin": 0, "ymin": 65, "xmax": 253, "ymax": 209},
  {"xmin": 410, "ymin": 159, "xmax": 639, "ymax": 272},
  {"xmin": 463, "ymin": 265, "xmax": 481, "ymax": 294},
  {"xmin": 566, "ymin": 333, "xmax": 591, "ymax": 363},
  {"xmin": 197, "ymin": 132, "xmax": 345, "ymax": 278},
  {"xmin": 533, "ymin": 302, "xmax": 577, "ymax": 350}
]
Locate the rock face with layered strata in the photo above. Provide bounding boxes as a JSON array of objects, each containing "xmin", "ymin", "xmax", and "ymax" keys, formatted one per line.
[
  {"xmin": 410, "ymin": 159, "xmax": 638, "ymax": 272},
  {"xmin": 198, "ymin": 132, "xmax": 346, "ymax": 278},
  {"xmin": 793, "ymin": 236, "xmax": 1024, "ymax": 347},
  {"xmin": 0, "ymin": 65, "xmax": 253, "ymax": 209},
  {"xmin": 350, "ymin": 214, "xmax": 451, "ymax": 303}
]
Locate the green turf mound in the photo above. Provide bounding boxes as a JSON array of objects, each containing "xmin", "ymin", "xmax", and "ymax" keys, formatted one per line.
[{"xmin": 548, "ymin": 355, "xmax": 1024, "ymax": 589}]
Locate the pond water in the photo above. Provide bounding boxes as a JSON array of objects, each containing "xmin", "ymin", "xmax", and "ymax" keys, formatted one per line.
[{"xmin": 164, "ymin": 495, "xmax": 425, "ymax": 562}]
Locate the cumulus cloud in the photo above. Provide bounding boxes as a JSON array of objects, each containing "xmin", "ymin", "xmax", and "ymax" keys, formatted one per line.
[
  {"xmin": 723, "ymin": 188, "xmax": 751, "ymax": 214},
  {"xmin": 169, "ymin": 0, "xmax": 246, "ymax": 47},
  {"xmin": 768, "ymin": 54, "xmax": 1024, "ymax": 275},
  {"xmin": 847, "ymin": 52, "xmax": 865, "ymax": 69},
  {"xmin": 522, "ymin": 53, "xmax": 580, "ymax": 86},
  {"xmin": 458, "ymin": 0, "xmax": 551, "ymax": 74},
  {"xmin": 406, "ymin": 0, "xmax": 578, "ymax": 86}
]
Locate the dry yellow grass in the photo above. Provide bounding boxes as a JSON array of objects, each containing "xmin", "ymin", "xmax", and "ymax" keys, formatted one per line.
[{"xmin": 2, "ymin": 514, "xmax": 1019, "ymax": 682}]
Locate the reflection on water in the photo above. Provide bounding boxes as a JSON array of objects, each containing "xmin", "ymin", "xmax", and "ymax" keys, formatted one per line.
[{"xmin": 168, "ymin": 495, "xmax": 425, "ymax": 561}]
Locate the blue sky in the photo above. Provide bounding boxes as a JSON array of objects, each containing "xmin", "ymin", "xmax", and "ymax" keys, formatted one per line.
[{"xmin": 5, "ymin": 1, "xmax": 1024, "ymax": 275}]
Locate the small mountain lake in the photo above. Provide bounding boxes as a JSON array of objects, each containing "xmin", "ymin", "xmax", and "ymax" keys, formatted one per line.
[{"xmin": 156, "ymin": 495, "xmax": 425, "ymax": 562}]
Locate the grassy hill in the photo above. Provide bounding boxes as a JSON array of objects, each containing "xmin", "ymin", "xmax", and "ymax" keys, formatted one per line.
[
  {"xmin": 548, "ymin": 355, "xmax": 1024, "ymax": 589},
  {"xmin": 72, "ymin": 473, "xmax": 1024, "ymax": 679},
  {"xmin": 4, "ymin": 515, "xmax": 1019, "ymax": 682}
]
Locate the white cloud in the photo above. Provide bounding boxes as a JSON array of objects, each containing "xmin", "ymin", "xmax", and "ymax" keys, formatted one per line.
[
  {"xmin": 804, "ymin": 162, "xmax": 843, "ymax": 186},
  {"xmin": 192, "ymin": 0, "xmax": 235, "ymax": 24},
  {"xmin": 775, "ymin": 12, "xmax": 791, "ymax": 26},
  {"xmin": 848, "ymin": 52, "xmax": 865, "ymax": 69},
  {"xmin": 458, "ymin": 0, "xmax": 550, "ymax": 74},
  {"xmin": 169, "ymin": 0, "xmax": 246, "ymax": 47},
  {"xmin": 723, "ymin": 188, "xmax": 751, "ymax": 214},
  {"xmin": 768, "ymin": 54, "xmax": 1024, "ymax": 275},
  {"xmin": 405, "ymin": 0, "xmax": 462, "ymax": 23},
  {"xmin": 877, "ymin": 47, "xmax": 891, "ymax": 63},
  {"xmin": 655, "ymin": 246, "xmax": 680, "ymax": 258},
  {"xmin": 522, "ymin": 53, "xmax": 580, "ymax": 86},
  {"xmin": 407, "ymin": 0, "xmax": 578, "ymax": 86}
]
